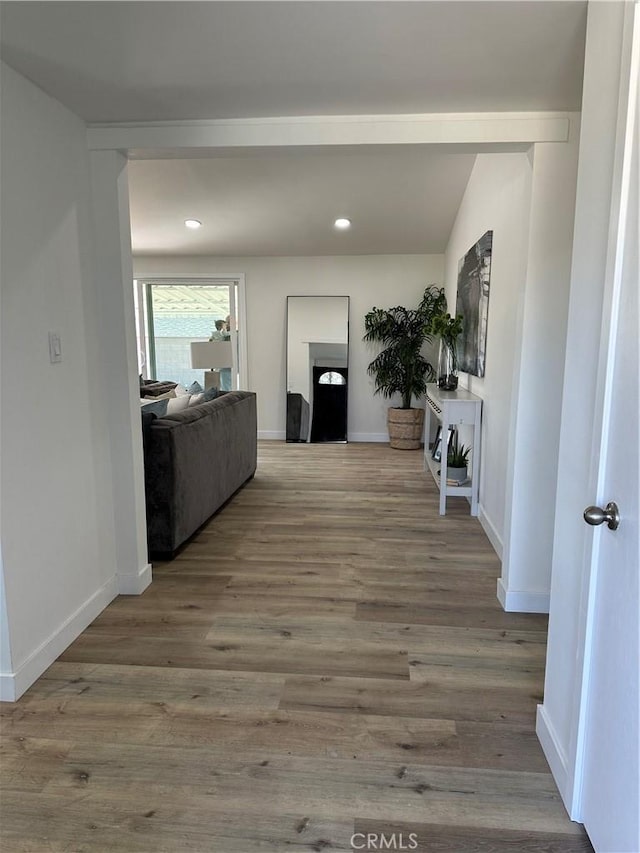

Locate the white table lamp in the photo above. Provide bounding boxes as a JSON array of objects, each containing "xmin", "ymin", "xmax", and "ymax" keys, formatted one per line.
[
  {"xmin": 190, "ymin": 341, "xmax": 233, "ymax": 391},
  {"xmin": 190, "ymin": 341, "xmax": 233, "ymax": 369}
]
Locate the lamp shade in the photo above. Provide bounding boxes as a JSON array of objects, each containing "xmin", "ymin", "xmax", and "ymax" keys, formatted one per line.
[{"xmin": 190, "ymin": 341, "xmax": 233, "ymax": 369}]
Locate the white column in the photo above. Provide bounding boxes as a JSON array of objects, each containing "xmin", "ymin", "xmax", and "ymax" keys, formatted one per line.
[
  {"xmin": 89, "ymin": 151, "xmax": 151, "ymax": 595},
  {"xmin": 499, "ymin": 118, "xmax": 581, "ymax": 612}
]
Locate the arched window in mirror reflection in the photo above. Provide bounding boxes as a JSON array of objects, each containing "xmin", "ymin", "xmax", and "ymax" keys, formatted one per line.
[{"xmin": 318, "ymin": 371, "xmax": 346, "ymax": 385}]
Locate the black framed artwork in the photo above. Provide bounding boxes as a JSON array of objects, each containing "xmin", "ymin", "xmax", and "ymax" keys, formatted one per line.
[{"xmin": 455, "ymin": 230, "xmax": 493, "ymax": 378}]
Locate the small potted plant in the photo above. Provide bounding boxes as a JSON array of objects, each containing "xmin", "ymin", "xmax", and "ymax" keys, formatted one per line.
[
  {"xmin": 430, "ymin": 311, "xmax": 464, "ymax": 391},
  {"xmin": 446, "ymin": 443, "xmax": 470, "ymax": 484}
]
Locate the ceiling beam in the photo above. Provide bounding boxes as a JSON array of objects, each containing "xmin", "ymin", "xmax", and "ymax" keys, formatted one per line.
[{"xmin": 87, "ymin": 112, "xmax": 571, "ymax": 153}]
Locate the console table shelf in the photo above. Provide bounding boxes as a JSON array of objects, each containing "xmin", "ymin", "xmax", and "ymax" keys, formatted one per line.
[{"xmin": 424, "ymin": 383, "xmax": 482, "ymax": 516}]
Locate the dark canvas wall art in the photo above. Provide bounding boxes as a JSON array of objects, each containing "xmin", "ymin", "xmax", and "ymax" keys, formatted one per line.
[{"xmin": 455, "ymin": 230, "xmax": 493, "ymax": 378}]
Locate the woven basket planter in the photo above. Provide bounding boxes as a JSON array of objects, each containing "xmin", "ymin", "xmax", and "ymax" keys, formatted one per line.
[{"xmin": 387, "ymin": 407, "xmax": 425, "ymax": 450}]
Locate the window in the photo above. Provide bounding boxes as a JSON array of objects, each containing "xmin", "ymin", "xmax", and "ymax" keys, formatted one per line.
[
  {"xmin": 135, "ymin": 279, "xmax": 243, "ymax": 390},
  {"xmin": 318, "ymin": 371, "xmax": 346, "ymax": 385}
]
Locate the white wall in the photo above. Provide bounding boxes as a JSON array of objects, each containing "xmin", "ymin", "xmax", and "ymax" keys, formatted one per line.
[
  {"xmin": 133, "ymin": 255, "xmax": 444, "ymax": 440},
  {"xmin": 0, "ymin": 550, "xmax": 12, "ymax": 678},
  {"xmin": 0, "ymin": 64, "xmax": 119, "ymax": 700},
  {"xmin": 443, "ymin": 132, "xmax": 579, "ymax": 615},
  {"xmin": 443, "ymin": 153, "xmax": 533, "ymax": 556}
]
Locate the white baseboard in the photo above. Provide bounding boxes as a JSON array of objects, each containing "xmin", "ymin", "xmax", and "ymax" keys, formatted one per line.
[
  {"xmin": 0, "ymin": 574, "xmax": 119, "ymax": 702},
  {"xmin": 118, "ymin": 562, "xmax": 152, "ymax": 595},
  {"xmin": 347, "ymin": 433, "xmax": 389, "ymax": 443},
  {"xmin": 536, "ymin": 704, "xmax": 572, "ymax": 812},
  {"xmin": 496, "ymin": 577, "xmax": 550, "ymax": 613},
  {"xmin": 258, "ymin": 431, "xmax": 390, "ymax": 443},
  {"xmin": 478, "ymin": 504, "xmax": 503, "ymax": 559}
]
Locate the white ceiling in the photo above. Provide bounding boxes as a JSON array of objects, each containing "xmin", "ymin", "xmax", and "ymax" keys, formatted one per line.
[
  {"xmin": 128, "ymin": 149, "xmax": 476, "ymax": 255},
  {"xmin": 0, "ymin": 1, "xmax": 587, "ymax": 257},
  {"xmin": 1, "ymin": 1, "xmax": 587, "ymax": 122}
]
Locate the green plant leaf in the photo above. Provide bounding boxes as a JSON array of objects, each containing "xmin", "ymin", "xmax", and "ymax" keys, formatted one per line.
[
  {"xmin": 363, "ymin": 285, "xmax": 445, "ymax": 409},
  {"xmin": 447, "ymin": 444, "xmax": 471, "ymax": 467}
]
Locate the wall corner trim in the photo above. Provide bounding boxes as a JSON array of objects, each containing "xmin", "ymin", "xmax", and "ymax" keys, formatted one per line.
[
  {"xmin": 496, "ymin": 578, "xmax": 550, "ymax": 613},
  {"xmin": 0, "ymin": 575, "xmax": 119, "ymax": 702},
  {"xmin": 118, "ymin": 562, "xmax": 152, "ymax": 596},
  {"xmin": 478, "ymin": 505, "xmax": 503, "ymax": 559},
  {"xmin": 536, "ymin": 703, "xmax": 572, "ymax": 813}
]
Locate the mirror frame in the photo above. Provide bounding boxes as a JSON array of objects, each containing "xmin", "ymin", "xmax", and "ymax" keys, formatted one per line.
[{"xmin": 285, "ymin": 295, "xmax": 350, "ymax": 443}]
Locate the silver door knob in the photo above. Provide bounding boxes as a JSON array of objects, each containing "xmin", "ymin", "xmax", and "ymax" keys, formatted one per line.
[{"xmin": 583, "ymin": 501, "xmax": 620, "ymax": 531}]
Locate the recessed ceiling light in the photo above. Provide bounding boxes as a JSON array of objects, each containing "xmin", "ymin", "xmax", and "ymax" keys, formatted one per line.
[
  {"xmin": 334, "ymin": 218, "xmax": 351, "ymax": 230},
  {"xmin": 184, "ymin": 219, "xmax": 202, "ymax": 229}
]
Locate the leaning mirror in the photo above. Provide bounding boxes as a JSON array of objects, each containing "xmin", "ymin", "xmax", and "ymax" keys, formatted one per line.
[{"xmin": 286, "ymin": 296, "xmax": 349, "ymax": 443}]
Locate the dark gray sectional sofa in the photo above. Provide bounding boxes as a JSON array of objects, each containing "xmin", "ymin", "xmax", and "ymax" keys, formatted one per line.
[{"xmin": 143, "ymin": 390, "xmax": 257, "ymax": 557}]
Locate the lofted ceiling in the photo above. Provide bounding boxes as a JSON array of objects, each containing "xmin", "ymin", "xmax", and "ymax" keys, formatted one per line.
[
  {"xmin": 127, "ymin": 148, "xmax": 477, "ymax": 256},
  {"xmin": 0, "ymin": 1, "xmax": 587, "ymax": 257}
]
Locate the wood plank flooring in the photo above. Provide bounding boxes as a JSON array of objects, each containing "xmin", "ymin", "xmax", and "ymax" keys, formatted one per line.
[{"xmin": 0, "ymin": 441, "xmax": 593, "ymax": 852}]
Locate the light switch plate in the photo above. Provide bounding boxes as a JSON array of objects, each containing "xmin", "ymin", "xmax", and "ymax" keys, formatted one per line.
[{"xmin": 49, "ymin": 332, "xmax": 62, "ymax": 363}]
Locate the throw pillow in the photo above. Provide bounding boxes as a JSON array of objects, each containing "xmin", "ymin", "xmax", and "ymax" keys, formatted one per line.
[
  {"xmin": 140, "ymin": 398, "xmax": 169, "ymax": 417},
  {"xmin": 188, "ymin": 381, "xmax": 204, "ymax": 394},
  {"xmin": 188, "ymin": 392, "xmax": 205, "ymax": 407},
  {"xmin": 166, "ymin": 394, "xmax": 191, "ymax": 414},
  {"xmin": 201, "ymin": 387, "xmax": 226, "ymax": 403},
  {"xmin": 174, "ymin": 383, "xmax": 189, "ymax": 397}
]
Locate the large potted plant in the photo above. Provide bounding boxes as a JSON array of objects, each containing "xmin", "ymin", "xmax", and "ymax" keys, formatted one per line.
[{"xmin": 364, "ymin": 285, "xmax": 446, "ymax": 449}]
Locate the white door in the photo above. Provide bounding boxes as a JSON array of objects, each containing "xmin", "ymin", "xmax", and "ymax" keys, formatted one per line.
[
  {"xmin": 576, "ymin": 6, "xmax": 639, "ymax": 850},
  {"xmin": 538, "ymin": 3, "xmax": 639, "ymax": 850}
]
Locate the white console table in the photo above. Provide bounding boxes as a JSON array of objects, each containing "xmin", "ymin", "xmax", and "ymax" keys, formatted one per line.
[{"xmin": 424, "ymin": 383, "xmax": 482, "ymax": 516}]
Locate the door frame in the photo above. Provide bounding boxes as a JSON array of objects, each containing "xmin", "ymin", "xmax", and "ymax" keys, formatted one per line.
[{"xmin": 134, "ymin": 274, "xmax": 248, "ymax": 390}]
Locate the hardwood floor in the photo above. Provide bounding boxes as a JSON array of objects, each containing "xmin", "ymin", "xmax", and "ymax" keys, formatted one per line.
[{"xmin": 0, "ymin": 442, "xmax": 593, "ymax": 852}]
